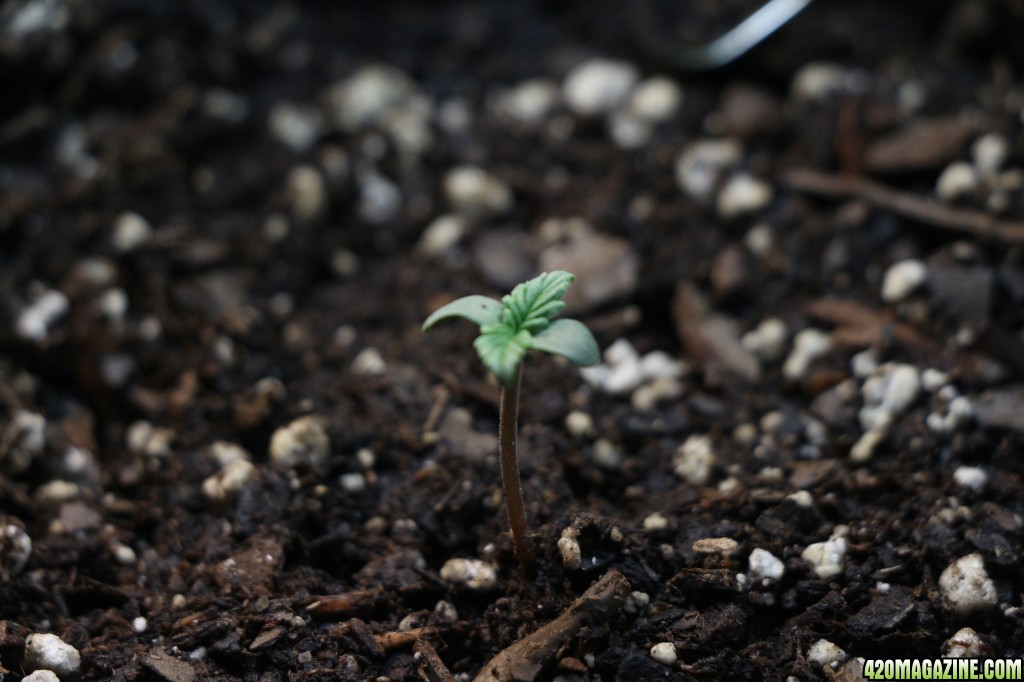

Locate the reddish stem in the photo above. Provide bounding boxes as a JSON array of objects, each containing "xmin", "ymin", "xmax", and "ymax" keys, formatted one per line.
[{"xmin": 499, "ymin": 364, "xmax": 532, "ymax": 576}]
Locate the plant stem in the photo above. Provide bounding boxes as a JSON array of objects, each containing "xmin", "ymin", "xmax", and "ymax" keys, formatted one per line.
[{"xmin": 499, "ymin": 364, "xmax": 532, "ymax": 576}]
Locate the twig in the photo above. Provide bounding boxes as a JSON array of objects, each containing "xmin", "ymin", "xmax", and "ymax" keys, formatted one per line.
[
  {"xmin": 306, "ymin": 588, "xmax": 381, "ymax": 619},
  {"xmin": 805, "ymin": 297, "xmax": 942, "ymax": 356},
  {"xmin": 415, "ymin": 638, "xmax": 456, "ymax": 682},
  {"xmin": 783, "ymin": 168, "xmax": 1024, "ymax": 244},
  {"xmin": 473, "ymin": 569, "xmax": 631, "ymax": 682},
  {"xmin": 377, "ymin": 627, "xmax": 440, "ymax": 651}
]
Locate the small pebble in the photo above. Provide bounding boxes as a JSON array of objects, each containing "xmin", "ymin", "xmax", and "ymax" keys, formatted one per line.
[
  {"xmin": 624, "ymin": 590, "xmax": 650, "ymax": 615},
  {"xmin": 60, "ymin": 446, "xmax": 99, "ymax": 484},
  {"xmin": 675, "ymin": 138, "xmax": 742, "ymax": 203},
  {"xmin": 287, "ymin": 165, "xmax": 326, "ymax": 221},
  {"xmin": 631, "ymin": 376, "xmax": 684, "ymax": 411},
  {"xmin": 112, "ymin": 211, "xmax": 152, "ymax": 252},
  {"xmin": 330, "ymin": 249, "xmax": 361, "ymax": 279},
  {"xmin": 791, "ymin": 62, "xmax": 853, "ymax": 102},
  {"xmin": 581, "ymin": 339, "xmax": 639, "ymax": 394},
  {"xmin": 22, "ymin": 671, "xmax": 60, "ymax": 682},
  {"xmin": 952, "ymin": 466, "xmax": 986, "ymax": 491},
  {"xmin": 787, "ymin": 490, "xmax": 814, "ymax": 507},
  {"xmin": 17, "ymin": 288, "xmax": 69, "ymax": 341},
  {"xmin": 416, "ymin": 214, "xmax": 466, "ymax": 257},
  {"xmin": 5, "ymin": 410, "xmax": 45, "ymax": 474},
  {"xmin": 493, "ymin": 79, "xmax": 560, "ymax": 126},
  {"xmin": 581, "ymin": 340, "xmax": 684, "ymax": 397},
  {"xmin": 202, "ymin": 458, "xmax": 256, "ymax": 502},
  {"xmin": 748, "ymin": 548, "xmax": 785, "ymax": 584},
  {"xmin": 745, "ymin": 223, "xmax": 774, "ymax": 257},
  {"xmin": 327, "ymin": 65, "xmax": 416, "ymax": 132},
  {"xmin": 627, "ymin": 76, "xmax": 683, "ymax": 123},
  {"xmin": 850, "ymin": 427, "xmax": 886, "ymax": 463},
  {"xmin": 971, "ymin": 133, "xmax": 1009, "ymax": 175},
  {"xmin": 921, "ymin": 368, "xmax": 949, "ymax": 392},
  {"xmin": 928, "ymin": 396, "xmax": 974, "ymax": 434},
  {"xmin": 352, "ymin": 347, "xmax": 388, "ymax": 376},
  {"xmin": 936, "ymin": 162, "xmax": 979, "ymax": 202},
  {"xmin": 859, "ymin": 363, "xmax": 921, "ymax": 432},
  {"xmin": 35, "ymin": 481, "xmax": 80, "ymax": 505},
  {"xmin": 126, "ymin": 420, "xmax": 174, "ymax": 458},
  {"xmin": 208, "ymin": 441, "xmax": 250, "ymax": 468},
  {"xmin": 132, "ymin": 616, "xmax": 147, "ymax": 634},
  {"xmin": 24, "ymin": 633, "xmax": 81, "ymax": 679},
  {"xmin": 267, "ymin": 101, "xmax": 323, "ymax": 153},
  {"xmin": 1, "ymin": 519, "xmax": 32, "ymax": 579},
  {"xmin": 939, "ymin": 553, "xmax": 997, "ymax": 615},
  {"xmin": 269, "ymin": 416, "xmax": 330, "ymax": 468},
  {"xmin": 591, "ymin": 438, "xmax": 622, "ymax": 469},
  {"xmin": 802, "ymin": 535, "xmax": 846, "ymax": 579},
  {"xmin": 434, "ymin": 600, "xmax": 458, "ymax": 622},
  {"xmin": 673, "ymin": 435, "xmax": 714, "ymax": 485},
  {"xmin": 263, "ymin": 213, "xmax": 290, "ymax": 242},
  {"xmin": 881, "ymin": 259, "xmax": 928, "ymax": 303},
  {"xmin": 850, "ymin": 349, "xmax": 878, "ymax": 379},
  {"xmin": 72, "ymin": 257, "xmax": 118, "ymax": 287},
  {"xmin": 607, "ymin": 109, "xmax": 651, "ymax": 149},
  {"xmin": 741, "ymin": 318, "xmax": 788, "ymax": 362},
  {"xmin": 112, "ymin": 542, "xmax": 136, "ymax": 566},
  {"xmin": 649, "ymin": 642, "xmax": 677, "ymax": 666},
  {"xmin": 717, "ymin": 173, "xmax": 773, "ymax": 219},
  {"xmin": 562, "ymin": 58, "xmax": 639, "ymax": 117},
  {"xmin": 564, "ymin": 410, "xmax": 593, "ymax": 437},
  {"xmin": 642, "ymin": 512, "xmax": 669, "ymax": 531},
  {"xmin": 807, "ymin": 639, "xmax": 846, "ymax": 668},
  {"xmin": 98, "ymin": 288, "xmax": 128, "ymax": 325},
  {"xmin": 692, "ymin": 537, "xmax": 738, "ymax": 556},
  {"xmin": 638, "ymin": 350, "xmax": 685, "ymax": 380},
  {"xmin": 943, "ymin": 627, "xmax": 985, "ymax": 658},
  {"xmin": 202, "ymin": 88, "xmax": 249, "ymax": 123},
  {"xmin": 439, "ymin": 558, "xmax": 497, "ymax": 591},
  {"xmin": 443, "ymin": 166, "xmax": 512, "ymax": 218},
  {"xmin": 357, "ymin": 172, "xmax": 401, "ymax": 224},
  {"xmin": 557, "ymin": 526, "xmax": 582, "ymax": 570},
  {"xmin": 339, "ymin": 472, "xmax": 366, "ymax": 492},
  {"xmin": 782, "ymin": 329, "xmax": 832, "ymax": 381}
]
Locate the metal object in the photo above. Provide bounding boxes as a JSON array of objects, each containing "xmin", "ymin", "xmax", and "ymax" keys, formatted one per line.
[{"xmin": 633, "ymin": 0, "xmax": 814, "ymax": 70}]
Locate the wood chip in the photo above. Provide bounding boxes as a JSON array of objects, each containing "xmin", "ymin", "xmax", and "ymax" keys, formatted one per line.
[
  {"xmin": 805, "ymin": 297, "xmax": 940, "ymax": 357},
  {"xmin": 142, "ymin": 649, "xmax": 197, "ymax": 682},
  {"xmin": 473, "ymin": 569, "xmax": 631, "ymax": 682},
  {"xmin": 784, "ymin": 168, "xmax": 1024, "ymax": 244},
  {"xmin": 306, "ymin": 588, "xmax": 381, "ymax": 619},
  {"xmin": 673, "ymin": 283, "xmax": 760, "ymax": 381},
  {"xmin": 863, "ymin": 116, "xmax": 976, "ymax": 173},
  {"xmin": 415, "ymin": 638, "xmax": 456, "ymax": 682}
]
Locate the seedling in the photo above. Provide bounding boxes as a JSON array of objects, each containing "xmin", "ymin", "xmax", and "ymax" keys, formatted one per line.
[{"xmin": 423, "ymin": 271, "xmax": 600, "ymax": 574}]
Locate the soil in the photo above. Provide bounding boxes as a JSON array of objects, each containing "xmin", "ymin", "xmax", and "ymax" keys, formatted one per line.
[{"xmin": 2, "ymin": 1, "xmax": 1024, "ymax": 680}]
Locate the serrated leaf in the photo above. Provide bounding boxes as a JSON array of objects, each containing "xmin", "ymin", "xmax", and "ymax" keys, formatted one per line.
[
  {"xmin": 423, "ymin": 295, "xmax": 503, "ymax": 331},
  {"xmin": 501, "ymin": 271, "xmax": 575, "ymax": 333},
  {"xmin": 423, "ymin": 272, "xmax": 599, "ymax": 387},
  {"xmin": 474, "ymin": 323, "xmax": 533, "ymax": 386},
  {"xmin": 529, "ymin": 319, "xmax": 600, "ymax": 367}
]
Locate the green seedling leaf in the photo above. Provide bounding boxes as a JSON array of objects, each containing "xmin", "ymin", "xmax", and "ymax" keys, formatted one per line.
[
  {"xmin": 423, "ymin": 271, "xmax": 599, "ymax": 386},
  {"xmin": 501, "ymin": 271, "xmax": 575, "ymax": 333},
  {"xmin": 422, "ymin": 295, "xmax": 503, "ymax": 331},
  {"xmin": 530, "ymin": 319, "xmax": 600, "ymax": 367},
  {"xmin": 474, "ymin": 323, "xmax": 533, "ymax": 387}
]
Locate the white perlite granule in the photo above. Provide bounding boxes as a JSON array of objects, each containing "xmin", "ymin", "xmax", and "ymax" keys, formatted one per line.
[{"xmin": 24, "ymin": 633, "xmax": 81, "ymax": 678}]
